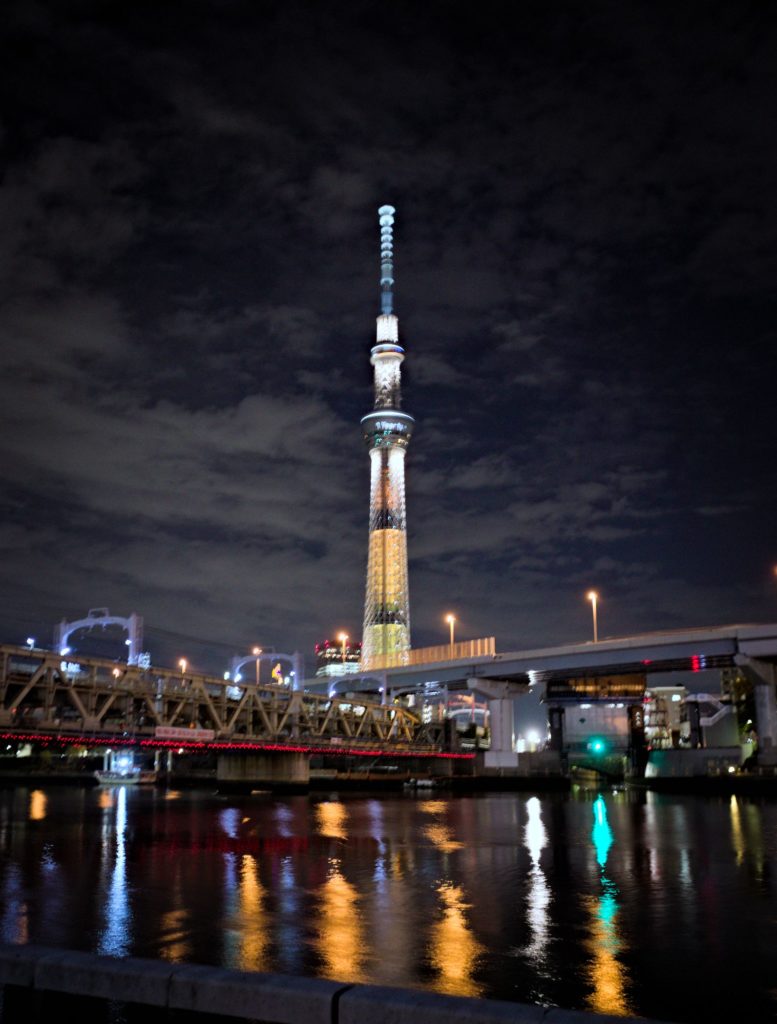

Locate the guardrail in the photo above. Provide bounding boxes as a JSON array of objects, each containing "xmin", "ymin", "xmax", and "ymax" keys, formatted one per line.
[
  {"xmin": 362, "ymin": 637, "xmax": 496, "ymax": 672},
  {"xmin": 0, "ymin": 944, "xmax": 673, "ymax": 1024}
]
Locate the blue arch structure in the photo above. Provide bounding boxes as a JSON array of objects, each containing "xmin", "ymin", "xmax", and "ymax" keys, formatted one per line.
[{"xmin": 54, "ymin": 608, "xmax": 144, "ymax": 666}]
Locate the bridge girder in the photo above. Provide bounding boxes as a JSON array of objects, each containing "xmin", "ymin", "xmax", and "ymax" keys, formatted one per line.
[{"xmin": 0, "ymin": 645, "xmax": 436, "ymax": 753}]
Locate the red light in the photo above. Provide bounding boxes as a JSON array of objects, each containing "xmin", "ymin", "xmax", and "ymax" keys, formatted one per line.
[
  {"xmin": 691, "ymin": 655, "xmax": 701, "ymax": 672},
  {"xmin": 0, "ymin": 731, "xmax": 474, "ymax": 761}
]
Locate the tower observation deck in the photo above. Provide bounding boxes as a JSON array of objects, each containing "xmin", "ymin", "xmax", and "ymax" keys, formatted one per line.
[{"xmin": 360, "ymin": 206, "xmax": 414, "ymax": 669}]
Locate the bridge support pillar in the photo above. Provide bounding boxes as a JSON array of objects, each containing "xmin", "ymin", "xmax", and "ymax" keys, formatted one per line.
[
  {"xmin": 548, "ymin": 707, "xmax": 564, "ymax": 752},
  {"xmin": 737, "ymin": 656, "xmax": 777, "ymax": 764},
  {"xmin": 483, "ymin": 697, "xmax": 518, "ymax": 769},
  {"xmin": 464, "ymin": 679, "xmax": 519, "ymax": 769},
  {"xmin": 216, "ymin": 752, "xmax": 310, "ymax": 792}
]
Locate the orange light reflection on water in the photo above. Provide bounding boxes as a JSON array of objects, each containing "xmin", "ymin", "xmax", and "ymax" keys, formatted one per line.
[
  {"xmin": 29, "ymin": 790, "xmax": 47, "ymax": 821},
  {"xmin": 236, "ymin": 854, "xmax": 268, "ymax": 971},
  {"xmin": 315, "ymin": 863, "xmax": 366, "ymax": 982},
  {"xmin": 584, "ymin": 797, "xmax": 632, "ymax": 1017},
  {"xmin": 429, "ymin": 882, "xmax": 483, "ymax": 997},
  {"xmin": 316, "ymin": 801, "xmax": 347, "ymax": 840},
  {"xmin": 420, "ymin": 799, "xmax": 462, "ymax": 853}
]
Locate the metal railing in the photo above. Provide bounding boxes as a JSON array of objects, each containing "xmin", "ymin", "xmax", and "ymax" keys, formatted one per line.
[{"xmin": 361, "ymin": 636, "xmax": 496, "ymax": 672}]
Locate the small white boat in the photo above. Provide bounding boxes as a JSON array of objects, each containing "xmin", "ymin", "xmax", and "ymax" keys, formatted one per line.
[{"xmin": 94, "ymin": 769, "xmax": 157, "ymax": 786}]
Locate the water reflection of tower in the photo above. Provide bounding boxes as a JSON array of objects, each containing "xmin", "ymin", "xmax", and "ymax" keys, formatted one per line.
[{"xmin": 360, "ymin": 205, "xmax": 414, "ymax": 669}]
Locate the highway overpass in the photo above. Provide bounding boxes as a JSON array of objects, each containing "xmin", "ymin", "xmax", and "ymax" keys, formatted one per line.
[{"xmin": 304, "ymin": 623, "xmax": 777, "ymax": 767}]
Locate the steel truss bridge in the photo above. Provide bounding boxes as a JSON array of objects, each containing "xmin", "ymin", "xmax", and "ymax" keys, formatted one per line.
[{"xmin": 0, "ymin": 645, "xmax": 455, "ymax": 759}]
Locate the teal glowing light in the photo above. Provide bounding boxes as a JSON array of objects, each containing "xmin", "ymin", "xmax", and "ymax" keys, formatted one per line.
[
  {"xmin": 592, "ymin": 795, "xmax": 613, "ymax": 869},
  {"xmin": 588, "ymin": 736, "xmax": 607, "ymax": 754}
]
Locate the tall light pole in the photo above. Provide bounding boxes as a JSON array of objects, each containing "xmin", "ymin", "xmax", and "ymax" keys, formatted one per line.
[
  {"xmin": 252, "ymin": 646, "xmax": 262, "ymax": 686},
  {"xmin": 587, "ymin": 591, "xmax": 599, "ymax": 643},
  {"xmin": 338, "ymin": 632, "xmax": 349, "ymax": 665},
  {"xmin": 445, "ymin": 614, "xmax": 456, "ymax": 656}
]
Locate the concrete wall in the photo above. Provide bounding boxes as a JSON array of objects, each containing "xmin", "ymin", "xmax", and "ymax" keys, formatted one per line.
[
  {"xmin": 216, "ymin": 751, "xmax": 309, "ymax": 788},
  {"xmin": 0, "ymin": 944, "xmax": 671, "ymax": 1024},
  {"xmin": 645, "ymin": 747, "xmax": 742, "ymax": 778}
]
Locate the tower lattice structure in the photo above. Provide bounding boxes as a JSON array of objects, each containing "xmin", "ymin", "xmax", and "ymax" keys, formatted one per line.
[{"xmin": 360, "ymin": 205, "xmax": 414, "ymax": 669}]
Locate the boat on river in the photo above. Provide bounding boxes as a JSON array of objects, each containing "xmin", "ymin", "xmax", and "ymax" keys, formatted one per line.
[
  {"xmin": 94, "ymin": 769, "xmax": 157, "ymax": 786},
  {"xmin": 95, "ymin": 750, "xmax": 156, "ymax": 785}
]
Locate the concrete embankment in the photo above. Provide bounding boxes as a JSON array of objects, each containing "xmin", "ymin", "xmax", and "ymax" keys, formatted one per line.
[{"xmin": 0, "ymin": 943, "xmax": 675, "ymax": 1024}]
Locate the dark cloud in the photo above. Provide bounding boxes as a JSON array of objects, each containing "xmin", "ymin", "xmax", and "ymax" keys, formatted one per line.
[{"xmin": 1, "ymin": 0, "xmax": 776, "ymax": 672}]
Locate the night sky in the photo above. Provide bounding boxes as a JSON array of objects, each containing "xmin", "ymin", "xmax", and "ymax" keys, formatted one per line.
[{"xmin": 3, "ymin": 1, "xmax": 777, "ymax": 675}]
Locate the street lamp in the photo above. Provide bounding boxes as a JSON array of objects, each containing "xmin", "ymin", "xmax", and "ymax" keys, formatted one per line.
[
  {"xmin": 252, "ymin": 647, "xmax": 262, "ymax": 685},
  {"xmin": 445, "ymin": 614, "xmax": 456, "ymax": 655},
  {"xmin": 178, "ymin": 658, "xmax": 187, "ymax": 676},
  {"xmin": 587, "ymin": 591, "xmax": 599, "ymax": 643},
  {"xmin": 338, "ymin": 632, "xmax": 349, "ymax": 665}
]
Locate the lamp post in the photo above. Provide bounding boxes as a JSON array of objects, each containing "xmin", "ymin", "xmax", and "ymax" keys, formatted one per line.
[
  {"xmin": 338, "ymin": 633, "xmax": 349, "ymax": 665},
  {"xmin": 252, "ymin": 647, "xmax": 262, "ymax": 686},
  {"xmin": 587, "ymin": 591, "xmax": 599, "ymax": 643},
  {"xmin": 178, "ymin": 658, "xmax": 187, "ymax": 676},
  {"xmin": 445, "ymin": 614, "xmax": 456, "ymax": 656}
]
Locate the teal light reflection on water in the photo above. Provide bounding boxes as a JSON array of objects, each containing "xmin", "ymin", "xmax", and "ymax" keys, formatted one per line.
[
  {"xmin": 584, "ymin": 793, "xmax": 631, "ymax": 1016},
  {"xmin": 592, "ymin": 795, "xmax": 613, "ymax": 869}
]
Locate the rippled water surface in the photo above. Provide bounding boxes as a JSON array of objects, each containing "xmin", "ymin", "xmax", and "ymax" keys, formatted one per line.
[{"xmin": 1, "ymin": 785, "xmax": 776, "ymax": 1021}]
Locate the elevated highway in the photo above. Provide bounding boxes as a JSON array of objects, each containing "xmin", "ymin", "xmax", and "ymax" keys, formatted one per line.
[
  {"xmin": 305, "ymin": 623, "xmax": 777, "ymax": 765},
  {"xmin": 308, "ymin": 623, "xmax": 777, "ymax": 691}
]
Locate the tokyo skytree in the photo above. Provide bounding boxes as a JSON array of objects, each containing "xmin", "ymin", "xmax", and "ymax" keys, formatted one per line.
[{"xmin": 360, "ymin": 205, "xmax": 414, "ymax": 669}]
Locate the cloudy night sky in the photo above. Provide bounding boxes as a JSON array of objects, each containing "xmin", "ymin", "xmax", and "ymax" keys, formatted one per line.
[{"xmin": 2, "ymin": 1, "xmax": 777, "ymax": 674}]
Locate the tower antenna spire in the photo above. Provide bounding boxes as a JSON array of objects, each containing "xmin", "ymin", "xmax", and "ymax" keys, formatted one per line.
[{"xmin": 378, "ymin": 204, "xmax": 396, "ymax": 315}]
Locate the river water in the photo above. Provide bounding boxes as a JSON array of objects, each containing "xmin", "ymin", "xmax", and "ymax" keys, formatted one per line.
[{"xmin": 0, "ymin": 784, "xmax": 774, "ymax": 1022}]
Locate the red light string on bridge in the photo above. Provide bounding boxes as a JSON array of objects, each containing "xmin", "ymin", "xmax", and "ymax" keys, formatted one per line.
[{"xmin": 0, "ymin": 732, "xmax": 475, "ymax": 760}]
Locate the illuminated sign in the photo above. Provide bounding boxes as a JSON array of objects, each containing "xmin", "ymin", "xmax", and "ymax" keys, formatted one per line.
[
  {"xmin": 374, "ymin": 420, "xmax": 407, "ymax": 432},
  {"xmin": 155, "ymin": 726, "xmax": 215, "ymax": 742}
]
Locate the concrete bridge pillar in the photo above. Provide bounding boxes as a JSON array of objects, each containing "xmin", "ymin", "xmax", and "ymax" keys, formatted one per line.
[
  {"xmin": 484, "ymin": 697, "xmax": 518, "ymax": 768},
  {"xmin": 216, "ymin": 751, "xmax": 310, "ymax": 791},
  {"xmin": 754, "ymin": 682, "xmax": 777, "ymax": 758},
  {"xmin": 464, "ymin": 678, "xmax": 519, "ymax": 769},
  {"xmin": 548, "ymin": 707, "xmax": 565, "ymax": 752},
  {"xmin": 737, "ymin": 656, "xmax": 777, "ymax": 764}
]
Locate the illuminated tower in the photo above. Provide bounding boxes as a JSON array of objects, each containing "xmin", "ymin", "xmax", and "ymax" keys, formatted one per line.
[{"xmin": 360, "ymin": 205, "xmax": 414, "ymax": 669}]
